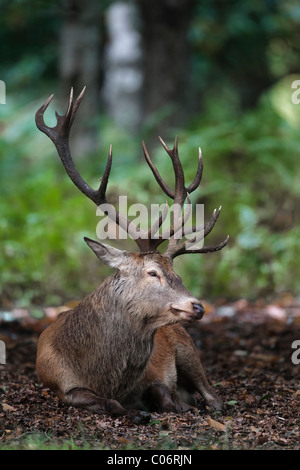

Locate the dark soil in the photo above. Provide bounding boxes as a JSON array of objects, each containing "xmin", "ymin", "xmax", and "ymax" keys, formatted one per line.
[{"xmin": 0, "ymin": 300, "xmax": 300, "ymax": 450}]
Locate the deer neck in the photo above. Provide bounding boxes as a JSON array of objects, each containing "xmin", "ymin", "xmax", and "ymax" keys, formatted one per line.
[{"xmin": 84, "ymin": 276, "xmax": 156, "ymax": 398}]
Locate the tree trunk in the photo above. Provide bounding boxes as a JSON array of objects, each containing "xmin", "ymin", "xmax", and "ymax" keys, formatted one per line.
[
  {"xmin": 59, "ymin": 0, "xmax": 102, "ymax": 156},
  {"xmin": 102, "ymin": 2, "xmax": 143, "ymax": 134},
  {"xmin": 138, "ymin": 0, "xmax": 195, "ymax": 138}
]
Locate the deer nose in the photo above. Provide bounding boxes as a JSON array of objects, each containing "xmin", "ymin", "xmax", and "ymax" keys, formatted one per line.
[{"xmin": 192, "ymin": 302, "xmax": 205, "ymax": 319}]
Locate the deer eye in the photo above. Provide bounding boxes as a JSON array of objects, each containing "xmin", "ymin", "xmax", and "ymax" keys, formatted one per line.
[{"xmin": 147, "ymin": 271, "xmax": 159, "ymax": 278}]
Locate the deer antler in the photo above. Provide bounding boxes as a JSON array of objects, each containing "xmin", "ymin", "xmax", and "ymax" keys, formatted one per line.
[
  {"xmin": 36, "ymin": 88, "xmax": 152, "ymax": 252},
  {"xmin": 142, "ymin": 137, "xmax": 229, "ymax": 259},
  {"xmin": 35, "ymin": 88, "xmax": 228, "ymax": 257}
]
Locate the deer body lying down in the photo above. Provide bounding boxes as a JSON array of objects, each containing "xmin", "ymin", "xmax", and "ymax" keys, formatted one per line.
[
  {"xmin": 35, "ymin": 88, "xmax": 228, "ymax": 420},
  {"xmin": 37, "ymin": 248, "xmax": 222, "ymax": 419}
]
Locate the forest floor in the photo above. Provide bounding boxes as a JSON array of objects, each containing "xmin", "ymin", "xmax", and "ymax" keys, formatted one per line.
[{"xmin": 0, "ymin": 294, "xmax": 300, "ymax": 451}]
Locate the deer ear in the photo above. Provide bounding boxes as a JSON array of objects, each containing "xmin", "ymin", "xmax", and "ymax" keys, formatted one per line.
[{"xmin": 84, "ymin": 237, "xmax": 128, "ymax": 269}]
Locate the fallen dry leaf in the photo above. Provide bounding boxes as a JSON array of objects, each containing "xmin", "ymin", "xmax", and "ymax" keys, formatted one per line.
[
  {"xmin": 1, "ymin": 403, "xmax": 16, "ymax": 412},
  {"xmin": 206, "ymin": 416, "xmax": 226, "ymax": 432},
  {"xmin": 250, "ymin": 353, "xmax": 280, "ymax": 363},
  {"xmin": 250, "ymin": 426, "xmax": 261, "ymax": 434}
]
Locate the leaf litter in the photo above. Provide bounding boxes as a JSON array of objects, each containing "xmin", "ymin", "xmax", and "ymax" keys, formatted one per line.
[{"xmin": 0, "ymin": 295, "xmax": 300, "ymax": 449}]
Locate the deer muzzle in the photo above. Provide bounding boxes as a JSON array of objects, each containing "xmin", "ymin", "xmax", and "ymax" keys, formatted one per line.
[{"xmin": 170, "ymin": 300, "xmax": 205, "ymax": 322}]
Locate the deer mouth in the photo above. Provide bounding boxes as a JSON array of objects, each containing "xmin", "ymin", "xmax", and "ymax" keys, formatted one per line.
[{"xmin": 170, "ymin": 302, "xmax": 205, "ymax": 321}]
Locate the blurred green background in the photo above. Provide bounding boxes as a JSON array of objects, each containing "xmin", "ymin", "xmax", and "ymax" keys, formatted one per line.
[{"xmin": 1, "ymin": 0, "xmax": 300, "ymax": 308}]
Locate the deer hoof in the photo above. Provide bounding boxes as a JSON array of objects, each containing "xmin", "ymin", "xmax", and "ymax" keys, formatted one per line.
[{"xmin": 206, "ymin": 394, "xmax": 223, "ymax": 411}]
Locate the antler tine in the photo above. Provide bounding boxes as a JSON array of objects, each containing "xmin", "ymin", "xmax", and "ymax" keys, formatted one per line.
[
  {"xmin": 142, "ymin": 140, "xmax": 174, "ymax": 199},
  {"xmin": 35, "ymin": 88, "xmax": 150, "ymax": 252},
  {"xmin": 165, "ymin": 205, "xmax": 227, "ymax": 259},
  {"xmin": 158, "ymin": 135, "xmax": 186, "ymax": 206},
  {"xmin": 35, "ymin": 87, "xmax": 109, "ymax": 206},
  {"xmin": 98, "ymin": 144, "xmax": 112, "ymax": 203},
  {"xmin": 35, "ymin": 93, "xmax": 54, "ymax": 135},
  {"xmin": 187, "ymin": 147, "xmax": 203, "ymax": 193},
  {"xmin": 142, "ymin": 136, "xmax": 188, "ymax": 253},
  {"xmin": 35, "ymin": 87, "xmax": 101, "ymax": 204},
  {"xmin": 171, "ymin": 235, "xmax": 229, "ymax": 259},
  {"xmin": 167, "ymin": 194, "xmax": 191, "ymax": 238},
  {"xmin": 147, "ymin": 193, "xmax": 193, "ymax": 253},
  {"xmin": 143, "ymin": 136, "xmax": 202, "ymax": 205},
  {"xmin": 70, "ymin": 86, "xmax": 86, "ymax": 123},
  {"xmin": 166, "ymin": 206, "xmax": 215, "ymax": 256},
  {"xmin": 142, "ymin": 137, "xmax": 210, "ymax": 255},
  {"xmin": 147, "ymin": 201, "xmax": 169, "ymax": 240},
  {"xmin": 54, "ymin": 86, "xmax": 74, "ymax": 131},
  {"xmin": 182, "ymin": 205, "xmax": 222, "ymax": 238},
  {"xmin": 181, "ymin": 207, "xmax": 221, "ymax": 248}
]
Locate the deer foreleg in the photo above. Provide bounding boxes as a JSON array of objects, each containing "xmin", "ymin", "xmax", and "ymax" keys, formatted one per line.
[
  {"xmin": 64, "ymin": 387, "xmax": 151, "ymax": 423},
  {"xmin": 175, "ymin": 342, "xmax": 223, "ymax": 411}
]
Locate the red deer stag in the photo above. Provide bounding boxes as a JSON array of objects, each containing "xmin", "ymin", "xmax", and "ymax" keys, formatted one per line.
[{"xmin": 35, "ymin": 88, "xmax": 228, "ymax": 422}]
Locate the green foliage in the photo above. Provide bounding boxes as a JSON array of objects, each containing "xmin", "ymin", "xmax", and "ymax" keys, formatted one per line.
[
  {"xmin": 190, "ymin": 0, "xmax": 300, "ymax": 107},
  {"xmin": 0, "ymin": 98, "xmax": 110, "ymax": 306},
  {"xmin": 0, "ymin": 1, "xmax": 60, "ymax": 91}
]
